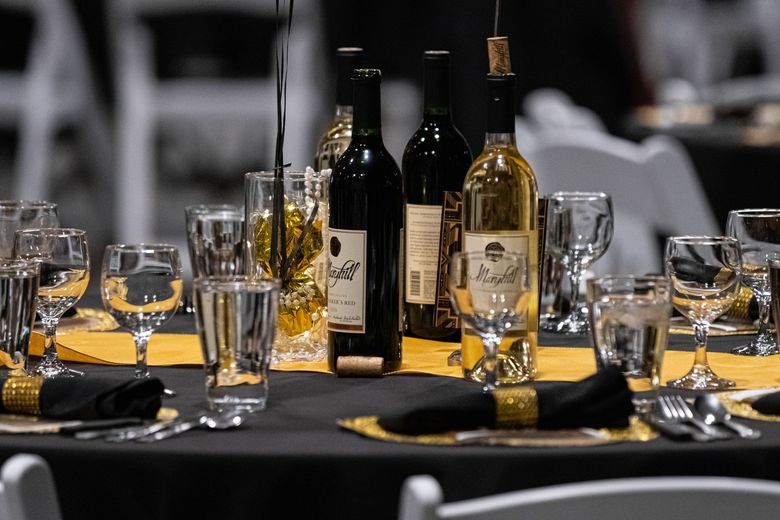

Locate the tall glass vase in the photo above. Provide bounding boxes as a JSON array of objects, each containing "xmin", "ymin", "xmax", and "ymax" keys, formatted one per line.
[{"xmin": 245, "ymin": 169, "xmax": 329, "ymax": 362}]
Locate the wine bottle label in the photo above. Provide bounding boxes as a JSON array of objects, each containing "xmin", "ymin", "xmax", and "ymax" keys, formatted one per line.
[
  {"xmin": 435, "ymin": 191, "xmax": 463, "ymax": 329},
  {"xmin": 317, "ymin": 137, "xmax": 350, "ymax": 171},
  {"xmin": 327, "ymin": 228, "xmax": 366, "ymax": 333},
  {"xmin": 404, "ymin": 204, "xmax": 444, "ymax": 304},
  {"xmin": 463, "ymin": 232, "xmax": 531, "ymax": 330}
]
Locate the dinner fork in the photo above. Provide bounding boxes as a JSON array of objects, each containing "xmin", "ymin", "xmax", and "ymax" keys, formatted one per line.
[{"xmin": 659, "ymin": 395, "xmax": 732, "ymax": 440}]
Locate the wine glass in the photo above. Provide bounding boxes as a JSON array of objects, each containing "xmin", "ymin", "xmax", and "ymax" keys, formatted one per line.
[
  {"xmin": 13, "ymin": 228, "xmax": 90, "ymax": 377},
  {"xmin": 665, "ymin": 236, "xmax": 742, "ymax": 389},
  {"xmin": 544, "ymin": 192, "xmax": 613, "ymax": 334},
  {"xmin": 0, "ymin": 201, "xmax": 58, "ymax": 259},
  {"xmin": 726, "ymin": 208, "xmax": 780, "ymax": 356},
  {"xmin": 448, "ymin": 251, "xmax": 530, "ymax": 392},
  {"xmin": 101, "ymin": 244, "xmax": 183, "ymax": 379}
]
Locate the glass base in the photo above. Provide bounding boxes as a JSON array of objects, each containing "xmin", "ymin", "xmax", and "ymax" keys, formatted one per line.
[
  {"xmin": 667, "ymin": 364, "xmax": 735, "ymax": 390},
  {"xmin": 550, "ymin": 312, "xmax": 590, "ymax": 335},
  {"xmin": 731, "ymin": 334, "xmax": 779, "ymax": 356},
  {"xmin": 447, "ymin": 349, "xmax": 462, "ymax": 367},
  {"xmin": 32, "ymin": 358, "xmax": 84, "ymax": 378},
  {"xmin": 464, "ymin": 352, "xmax": 534, "ymax": 386},
  {"xmin": 272, "ymin": 333, "xmax": 327, "ymax": 363}
]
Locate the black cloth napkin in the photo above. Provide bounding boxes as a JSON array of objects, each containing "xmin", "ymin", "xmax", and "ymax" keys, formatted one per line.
[
  {"xmin": 378, "ymin": 367, "xmax": 633, "ymax": 435},
  {"xmin": 0, "ymin": 377, "xmax": 165, "ymax": 420},
  {"xmin": 751, "ymin": 391, "xmax": 780, "ymax": 415}
]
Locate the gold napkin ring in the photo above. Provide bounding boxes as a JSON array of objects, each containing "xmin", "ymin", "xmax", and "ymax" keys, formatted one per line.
[
  {"xmin": 2, "ymin": 376, "xmax": 44, "ymax": 415},
  {"xmin": 494, "ymin": 387, "xmax": 538, "ymax": 428}
]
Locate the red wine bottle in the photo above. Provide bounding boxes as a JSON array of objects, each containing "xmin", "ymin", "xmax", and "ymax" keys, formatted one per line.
[
  {"xmin": 328, "ymin": 69, "xmax": 403, "ymax": 374},
  {"xmin": 402, "ymin": 51, "xmax": 472, "ymax": 341}
]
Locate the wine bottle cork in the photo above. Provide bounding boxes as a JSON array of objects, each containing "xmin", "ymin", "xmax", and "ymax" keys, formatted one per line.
[
  {"xmin": 336, "ymin": 356, "xmax": 384, "ymax": 377},
  {"xmin": 487, "ymin": 36, "xmax": 511, "ymax": 74}
]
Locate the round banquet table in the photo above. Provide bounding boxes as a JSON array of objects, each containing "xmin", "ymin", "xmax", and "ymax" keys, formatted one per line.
[{"xmin": 1, "ymin": 317, "xmax": 780, "ymax": 520}]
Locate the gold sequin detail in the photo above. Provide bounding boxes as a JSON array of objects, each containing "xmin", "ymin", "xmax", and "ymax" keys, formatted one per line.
[
  {"xmin": 494, "ymin": 387, "xmax": 539, "ymax": 429},
  {"xmin": 727, "ymin": 287, "xmax": 752, "ymax": 321},
  {"xmin": 2, "ymin": 376, "xmax": 43, "ymax": 415}
]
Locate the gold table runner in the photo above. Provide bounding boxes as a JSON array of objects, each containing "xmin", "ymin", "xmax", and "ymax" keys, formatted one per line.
[{"xmin": 26, "ymin": 332, "xmax": 780, "ymax": 389}]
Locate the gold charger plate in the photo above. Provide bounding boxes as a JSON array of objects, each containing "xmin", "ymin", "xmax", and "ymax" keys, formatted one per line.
[
  {"xmin": 338, "ymin": 415, "xmax": 656, "ymax": 448},
  {"xmin": 0, "ymin": 406, "xmax": 178, "ymax": 434},
  {"xmin": 718, "ymin": 391, "xmax": 780, "ymax": 422},
  {"xmin": 34, "ymin": 308, "xmax": 119, "ymax": 335}
]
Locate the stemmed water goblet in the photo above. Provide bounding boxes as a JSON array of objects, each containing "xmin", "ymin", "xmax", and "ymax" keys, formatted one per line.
[
  {"xmin": 726, "ymin": 208, "xmax": 780, "ymax": 356},
  {"xmin": 544, "ymin": 192, "xmax": 614, "ymax": 335},
  {"xmin": 101, "ymin": 244, "xmax": 183, "ymax": 379},
  {"xmin": 448, "ymin": 251, "xmax": 530, "ymax": 392},
  {"xmin": 13, "ymin": 228, "xmax": 90, "ymax": 377},
  {"xmin": 665, "ymin": 236, "xmax": 742, "ymax": 389}
]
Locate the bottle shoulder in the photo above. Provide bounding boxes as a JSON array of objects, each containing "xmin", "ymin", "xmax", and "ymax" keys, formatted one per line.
[
  {"xmin": 466, "ymin": 144, "xmax": 536, "ymax": 182},
  {"xmin": 402, "ymin": 120, "xmax": 472, "ymax": 162},
  {"xmin": 332, "ymin": 140, "xmax": 402, "ymax": 184}
]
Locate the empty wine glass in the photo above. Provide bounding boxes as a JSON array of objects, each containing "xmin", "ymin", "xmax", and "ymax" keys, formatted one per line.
[
  {"xmin": 726, "ymin": 208, "xmax": 780, "ymax": 356},
  {"xmin": 665, "ymin": 236, "xmax": 742, "ymax": 389},
  {"xmin": 14, "ymin": 228, "xmax": 90, "ymax": 377},
  {"xmin": 448, "ymin": 251, "xmax": 530, "ymax": 392},
  {"xmin": 0, "ymin": 201, "xmax": 58, "ymax": 259},
  {"xmin": 101, "ymin": 244, "xmax": 183, "ymax": 378},
  {"xmin": 544, "ymin": 192, "xmax": 613, "ymax": 334}
]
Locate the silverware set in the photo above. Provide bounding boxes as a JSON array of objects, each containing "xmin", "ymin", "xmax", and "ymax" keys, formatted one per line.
[
  {"xmin": 650, "ymin": 394, "xmax": 761, "ymax": 442},
  {"xmin": 71, "ymin": 410, "xmax": 245, "ymax": 443}
]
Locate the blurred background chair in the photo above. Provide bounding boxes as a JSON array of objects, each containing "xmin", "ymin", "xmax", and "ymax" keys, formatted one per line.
[
  {"xmin": 107, "ymin": 0, "xmax": 325, "ymax": 252},
  {"xmin": 522, "ymin": 126, "xmax": 717, "ymax": 274},
  {"xmin": 0, "ymin": 453, "xmax": 62, "ymax": 520},
  {"xmin": 398, "ymin": 475, "xmax": 780, "ymax": 520},
  {"xmin": 522, "ymin": 88, "xmax": 606, "ymax": 132},
  {"xmin": 0, "ymin": 0, "xmax": 110, "ymax": 202}
]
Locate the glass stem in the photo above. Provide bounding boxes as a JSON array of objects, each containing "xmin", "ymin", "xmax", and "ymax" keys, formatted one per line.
[
  {"xmin": 756, "ymin": 294, "xmax": 772, "ymax": 339},
  {"xmin": 41, "ymin": 317, "xmax": 59, "ymax": 364},
  {"xmin": 692, "ymin": 322, "xmax": 710, "ymax": 368},
  {"xmin": 568, "ymin": 267, "xmax": 583, "ymax": 317},
  {"xmin": 133, "ymin": 331, "xmax": 152, "ymax": 379},
  {"xmin": 481, "ymin": 333, "xmax": 501, "ymax": 392}
]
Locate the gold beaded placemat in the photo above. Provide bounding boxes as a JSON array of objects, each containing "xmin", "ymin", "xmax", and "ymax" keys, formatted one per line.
[{"xmin": 338, "ymin": 415, "xmax": 657, "ymax": 447}]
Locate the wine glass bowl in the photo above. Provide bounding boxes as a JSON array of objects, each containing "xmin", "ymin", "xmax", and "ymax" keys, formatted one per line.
[
  {"xmin": 665, "ymin": 235, "xmax": 742, "ymax": 389},
  {"xmin": 101, "ymin": 244, "xmax": 183, "ymax": 379},
  {"xmin": 544, "ymin": 192, "xmax": 613, "ymax": 335},
  {"xmin": 726, "ymin": 208, "xmax": 780, "ymax": 356},
  {"xmin": 448, "ymin": 251, "xmax": 530, "ymax": 392},
  {"xmin": 13, "ymin": 228, "xmax": 89, "ymax": 377}
]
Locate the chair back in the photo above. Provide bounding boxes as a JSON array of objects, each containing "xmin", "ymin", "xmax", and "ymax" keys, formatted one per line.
[
  {"xmin": 0, "ymin": 454, "xmax": 62, "ymax": 520},
  {"xmin": 523, "ymin": 129, "xmax": 667, "ymax": 274},
  {"xmin": 400, "ymin": 475, "xmax": 780, "ymax": 520}
]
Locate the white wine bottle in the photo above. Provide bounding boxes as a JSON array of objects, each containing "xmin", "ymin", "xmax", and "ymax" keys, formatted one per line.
[
  {"xmin": 315, "ymin": 47, "xmax": 363, "ymax": 171},
  {"xmin": 461, "ymin": 73, "xmax": 539, "ymax": 384}
]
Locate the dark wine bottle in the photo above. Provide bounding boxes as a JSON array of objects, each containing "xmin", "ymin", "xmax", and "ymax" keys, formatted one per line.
[
  {"xmin": 328, "ymin": 69, "xmax": 403, "ymax": 375},
  {"xmin": 402, "ymin": 50, "xmax": 472, "ymax": 341}
]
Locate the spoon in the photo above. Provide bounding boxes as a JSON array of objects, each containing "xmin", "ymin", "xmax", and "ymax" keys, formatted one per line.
[
  {"xmin": 694, "ymin": 393, "xmax": 761, "ymax": 440},
  {"xmin": 137, "ymin": 411, "xmax": 245, "ymax": 442}
]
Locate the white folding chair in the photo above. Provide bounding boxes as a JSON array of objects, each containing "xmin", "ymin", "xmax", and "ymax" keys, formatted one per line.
[
  {"xmin": 522, "ymin": 88, "xmax": 606, "ymax": 132},
  {"xmin": 0, "ymin": 0, "xmax": 111, "ymax": 201},
  {"xmin": 108, "ymin": 0, "xmax": 325, "ymax": 244},
  {"xmin": 523, "ymin": 129, "xmax": 666, "ymax": 275},
  {"xmin": 399, "ymin": 475, "xmax": 780, "ymax": 520},
  {"xmin": 0, "ymin": 454, "xmax": 62, "ymax": 520}
]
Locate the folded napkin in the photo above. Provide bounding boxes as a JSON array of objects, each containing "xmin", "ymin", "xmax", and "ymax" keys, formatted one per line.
[
  {"xmin": 0, "ymin": 376, "xmax": 165, "ymax": 420},
  {"xmin": 378, "ymin": 367, "xmax": 633, "ymax": 435},
  {"xmin": 751, "ymin": 391, "xmax": 780, "ymax": 415}
]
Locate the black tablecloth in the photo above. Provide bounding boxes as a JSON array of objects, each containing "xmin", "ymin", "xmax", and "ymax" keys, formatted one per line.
[{"xmin": 2, "ymin": 322, "xmax": 779, "ymax": 520}]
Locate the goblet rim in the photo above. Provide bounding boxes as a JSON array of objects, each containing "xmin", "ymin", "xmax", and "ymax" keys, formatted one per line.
[
  {"xmin": 14, "ymin": 227, "xmax": 86, "ymax": 238},
  {"xmin": 728, "ymin": 208, "xmax": 780, "ymax": 218},
  {"xmin": 0, "ymin": 200, "xmax": 57, "ymax": 210},
  {"xmin": 104, "ymin": 243, "xmax": 180, "ymax": 254},
  {"xmin": 548, "ymin": 191, "xmax": 611, "ymax": 202},
  {"xmin": 245, "ymin": 170, "xmax": 329, "ymax": 181},
  {"xmin": 666, "ymin": 235, "xmax": 740, "ymax": 247},
  {"xmin": 193, "ymin": 275, "xmax": 281, "ymax": 293}
]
